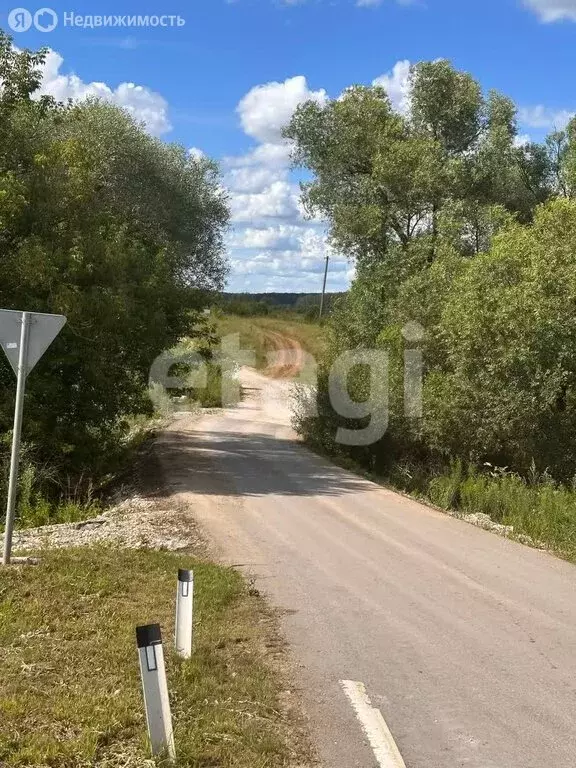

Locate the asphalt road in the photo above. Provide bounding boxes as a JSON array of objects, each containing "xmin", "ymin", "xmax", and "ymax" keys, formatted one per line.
[{"xmin": 159, "ymin": 367, "xmax": 576, "ymax": 768}]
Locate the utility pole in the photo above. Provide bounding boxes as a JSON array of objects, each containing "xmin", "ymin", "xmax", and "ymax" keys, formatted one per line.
[{"xmin": 319, "ymin": 254, "xmax": 330, "ymax": 320}]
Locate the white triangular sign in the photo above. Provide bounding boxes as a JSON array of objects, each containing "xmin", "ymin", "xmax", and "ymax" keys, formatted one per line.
[{"xmin": 0, "ymin": 309, "xmax": 67, "ymax": 377}]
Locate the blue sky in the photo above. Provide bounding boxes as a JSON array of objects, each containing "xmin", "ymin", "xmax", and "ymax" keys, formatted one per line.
[{"xmin": 2, "ymin": 0, "xmax": 576, "ymax": 292}]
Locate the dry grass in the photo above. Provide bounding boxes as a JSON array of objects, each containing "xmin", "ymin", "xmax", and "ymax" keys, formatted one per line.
[{"xmin": 0, "ymin": 547, "xmax": 310, "ymax": 767}]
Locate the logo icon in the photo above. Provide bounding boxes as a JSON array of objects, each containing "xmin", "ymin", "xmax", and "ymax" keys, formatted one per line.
[
  {"xmin": 7, "ymin": 7, "xmax": 32, "ymax": 31},
  {"xmin": 34, "ymin": 7, "xmax": 57, "ymax": 31}
]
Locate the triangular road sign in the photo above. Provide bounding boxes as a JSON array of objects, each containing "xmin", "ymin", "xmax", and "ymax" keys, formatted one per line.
[{"xmin": 0, "ymin": 309, "xmax": 67, "ymax": 377}]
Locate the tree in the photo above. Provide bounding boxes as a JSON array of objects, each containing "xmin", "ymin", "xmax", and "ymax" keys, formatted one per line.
[
  {"xmin": 286, "ymin": 59, "xmax": 549, "ymax": 272},
  {"xmin": 290, "ymin": 58, "xmax": 576, "ymax": 486},
  {"xmin": 0, "ymin": 32, "xmax": 229, "ymax": 495},
  {"xmin": 422, "ymin": 199, "xmax": 576, "ymax": 479}
]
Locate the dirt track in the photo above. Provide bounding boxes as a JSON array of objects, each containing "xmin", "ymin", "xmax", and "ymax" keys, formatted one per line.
[{"xmin": 262, "ymin": 330, "xmax": 306, "ymax": 378}]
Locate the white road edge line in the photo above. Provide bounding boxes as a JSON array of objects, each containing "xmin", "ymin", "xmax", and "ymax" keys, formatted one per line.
[{"xmin": 340, "ymin": 680, "xmax": 407, "ymax": 768}]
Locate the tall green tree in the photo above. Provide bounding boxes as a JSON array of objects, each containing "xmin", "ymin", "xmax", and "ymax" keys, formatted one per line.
[
  {"xmin": 0, "ymin": 32, "xmax": 229, "ymax": 491},
  {"xmin": 290, "ymin": 58, "xmax": 576, "ymax": 485},
  {"xmin": 286, "ymin": 59, "xmax": 550, "ymax": 271}
]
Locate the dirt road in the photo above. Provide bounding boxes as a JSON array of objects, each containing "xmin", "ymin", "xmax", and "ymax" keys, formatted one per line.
[
  {"xmin": 262, "ymin": 329, "xmax": 307, "ymax": 378},
  {"xmin": 157, "ymin": 365, "xmax": 576, "ymax": 768}
]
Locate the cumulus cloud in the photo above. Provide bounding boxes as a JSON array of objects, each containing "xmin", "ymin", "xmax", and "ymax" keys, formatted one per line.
[
  {"xmin": 237, "ymin": 75, "xmax": 327, "ymax": 144},
  {"xmin": 227, "ymin": 69, "xmax": 398, "ymax": 290},
  {"xmin": 229, "ymin": 180, "xmax": 301, "ymax": 223},
  {"xmin": 37, "ymin": 49, "xmax": 171, "ymax": 136},
  {"xmin": 373, "ymin": 59, "xmax": 412, "ymax": 114},
  {"xmin": 514, "ymin": 133, "xmax": 532, "ymax": 148},
  {"xmin": 188, "ymin": 147, "xmax": 205, "ymax": 159},
  {"xmin": 229, "ymin": 227, "xmax": 296, "ymax": 251},
  {"xmin": 519, "ymin": 105, "xmax": 574, "ymax": 129},
  {"xmin": 224, "ymin": 142, "xmax": 293, "ymax": 170},
  {"xmin": 228, "ymin": 225, "xmax": 350, "ymax": 293},
  {"xmin": 523, "ymin": 0, "xmax": 576, "ymax": 21}
]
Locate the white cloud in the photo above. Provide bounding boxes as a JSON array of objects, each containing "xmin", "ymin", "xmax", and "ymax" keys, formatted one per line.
[
  {"xmin": 237, "ymin": 75, "xmax": 327, "ymax": 144},
  {"xmin": 224, "ymin": 165, "xmax": 286, "ymax": 194},
  {"xmin": 373, "ymin": 59, "xmax": 412, "ymax": 114},
  {"xmin": 37, "ymin": 49, "xmax": 171, "ymax": 136},
  {"xmin": 279, "ymin": 0, "xmax": 415, "ymax": 6},
  {"xmin": 523, "ymin": 0, "xmax": 576, "ymax": 21},
  {"xmin": 224, "ymin": 142, "xmax": 293, "ymax": 169},
  {"xmin": 188, "ymin": 147, "xmax": 205, "ymax": 160},
  {"xmin": 229, "ymin": 226, "xmax": 298, "ymax": 251},
  {"xmin": 229, "ymin": 180, "xmax": 301, "ymax": 222},
  {"xmin": 519, "ymin": 105, "xmax": 574, "ymax": 130},
  {"xmin": 514, "ymin": 133, "xmax": 532, "ymax": 147},
  {"xmin": 225, "ymin": 73, "xmax": 360, "ymax": 291},
  {"xmin": 227, "ymin": 226, "xmax": 350, "ymax": 293}
]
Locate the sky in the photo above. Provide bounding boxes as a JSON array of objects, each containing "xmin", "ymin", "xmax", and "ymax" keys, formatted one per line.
[{"xmin": 2, "ymin": 0, "xmax": 576, "ymax": 293}]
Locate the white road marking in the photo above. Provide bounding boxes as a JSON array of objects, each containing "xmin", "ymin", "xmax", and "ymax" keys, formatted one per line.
[{"xmin": 340, "ymin": 680, "xmax": 407, "ymax": 768}]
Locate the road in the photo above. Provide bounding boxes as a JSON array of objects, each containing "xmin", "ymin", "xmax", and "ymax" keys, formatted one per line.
[
  {"xmin": 261, "ymin": 328, "xmax": 306, "ymax": 378},
  {"xmin": 158, "ymin": 353, "xmax": 576, "ymax": 768}
]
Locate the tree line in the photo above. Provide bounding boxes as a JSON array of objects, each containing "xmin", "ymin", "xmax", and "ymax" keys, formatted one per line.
[
  {"xmin": 286, "ymin": 59, "xmax": 576, "ymax": 493},
  {"xmin": 0, "ymin": 32, "xmax": 229, "ymax": 512},
  {"xmin": 216, "ymin": 292, "xmax": 342, "ymax": 318}
]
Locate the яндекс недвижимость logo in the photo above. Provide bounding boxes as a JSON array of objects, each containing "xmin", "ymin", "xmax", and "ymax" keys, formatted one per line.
[
  {"xmin": 8, "ymin": 7, "xmax": 58, "ymax": 32},
  {"xmin": 6, "ymin": 8, "xmax": 186, "ymax": 31}
]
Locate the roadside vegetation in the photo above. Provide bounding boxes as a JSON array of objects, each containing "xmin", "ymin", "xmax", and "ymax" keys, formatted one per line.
[
  {"xmin": 0, "ymin": 547, "xmax": 307, "ymax": 767},
  {"xmin": 215, "ymin": 293, "xmax": 341, "ymax": 321},
  {"xmin": 286, "ymin": 59, "xmax": 576, "ymax": 560},
  {"xmin": 0, "ymin": 33, "xmax": 229, "ymax": 527},
  {"xmin": 150, "ymin": 312, "xmax": 241, "ymax": 413}
]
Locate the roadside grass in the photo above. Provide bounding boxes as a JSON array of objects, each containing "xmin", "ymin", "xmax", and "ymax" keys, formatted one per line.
[
  {"xmin": 301, "ymin": 428, "xmax": 576, "ymax": 562},
  {"xmin": 419, "ymin": 461, "xmax": 576, "ymax": 561},
  {"xmin": 216, "ymin": 315, "xmax": 326, "ymax": 368},
  {"xmin": 156, "ymin": 335, "xmax": 241, "ymax": 411},
  {"xmin": 1, "ymin": 411, "xmax": 164, "ymax": 534},
  {"xmin": 355, "ymin": 452, "xmax": 576, "ymax": 561},
  {"xmin": 0, "ymin": 547, "xmax": 307, "ymax": 767}
]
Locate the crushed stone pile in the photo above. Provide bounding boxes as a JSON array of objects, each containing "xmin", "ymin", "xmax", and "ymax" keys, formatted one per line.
[{"xmin": 13, "ymin": 495, "xmax": 201, "ymax": 554}]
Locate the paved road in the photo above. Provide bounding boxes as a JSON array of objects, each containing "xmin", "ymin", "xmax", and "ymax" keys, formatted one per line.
[{"xmin": 159, "ymin": 368, "xmax": 576, "ymax": 768}]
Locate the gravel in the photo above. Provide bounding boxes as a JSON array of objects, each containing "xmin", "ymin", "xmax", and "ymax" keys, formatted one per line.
[{"xmin": 12, "ymin": 494, "xmax": 202, "ymax": 554}]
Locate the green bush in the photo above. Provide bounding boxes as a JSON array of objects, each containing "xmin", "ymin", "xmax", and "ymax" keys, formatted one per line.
[{"xmin": 0, "ymin": 32, "xmax": 229, "ymax": 521}]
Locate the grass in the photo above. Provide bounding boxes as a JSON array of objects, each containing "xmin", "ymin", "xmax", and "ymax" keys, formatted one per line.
[
  {"xmin": 298, "ymin": 419, "xmax": 576, "ymax": 563},
  {"xmin": 385, "ymin": 459, "xmax": 576, "ymax": 561},
  {"xmin": 216, "ymin": 315, "xmax": 326, "ymax": 370},
  {"xmin": 156, "ymin": 335, "xmax": 241, "ymax": 411},
  {"xmin": 0, "ymin": 547, "xmax": 308, "ymax": 767}
]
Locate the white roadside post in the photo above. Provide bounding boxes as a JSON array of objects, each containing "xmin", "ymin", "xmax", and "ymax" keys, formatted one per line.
[
  {"xmin": 0, "ymin": 309, "xmax": 66, "ymax": 566},
  {"xmin": 136, "ymin": 623, "xmax": 176, "ymax": 761},
  {"xmin": 175, "ymin": 568, "xmax": 194, "ymax": 659}
]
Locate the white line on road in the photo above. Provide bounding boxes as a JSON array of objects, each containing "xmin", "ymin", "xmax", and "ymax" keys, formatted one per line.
[{"xmin": 340, "ymin": 680, "xmax": 407, "ymax": 768}]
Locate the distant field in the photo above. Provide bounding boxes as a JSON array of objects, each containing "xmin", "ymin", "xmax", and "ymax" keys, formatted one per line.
[{"xmin": 216, "ymin": 315, "xmax": 326, "ymax": 369}]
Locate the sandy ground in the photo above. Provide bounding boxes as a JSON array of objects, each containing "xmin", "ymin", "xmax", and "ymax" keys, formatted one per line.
[
  {"xmin": 149, "ymin": 340, "xmax": 576, "ymax": 768},
  {"xmin": 262, "ymin": 330, "xmax": 307, "ymax": 379}
]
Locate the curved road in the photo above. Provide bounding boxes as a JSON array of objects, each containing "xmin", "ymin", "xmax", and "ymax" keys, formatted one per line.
[{"xmin": 158, "ymin": 360, "xmax": 576, "ymax": 768}]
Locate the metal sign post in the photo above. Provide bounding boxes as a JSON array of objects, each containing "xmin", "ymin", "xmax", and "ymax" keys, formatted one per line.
[
  {"xmin": 319, "ymin": 253, "xmax": 330, "ymax": 319},
  {"xmin": 0, "ymin": 309, "xmax": 67, "ymax": 566},
  {"xmin": 2, "ymin": 312, "xmax": 30, "ymax": 566}
]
